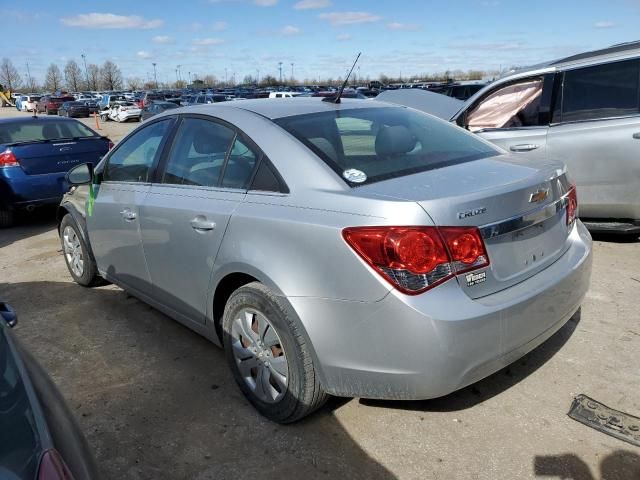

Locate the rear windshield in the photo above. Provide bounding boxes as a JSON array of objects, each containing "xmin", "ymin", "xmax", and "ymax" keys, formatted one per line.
[
  {"xmin": 0, "ymin": 120, "xmax": 99, "ymax": 144},
  {"xmin": 275, "ymin": 107, "xmax": 499, "ymax": 185}
]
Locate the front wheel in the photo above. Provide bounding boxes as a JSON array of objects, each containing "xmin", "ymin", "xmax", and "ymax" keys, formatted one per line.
[
  {"xmin": 222, "ymin": 282, "xmax": 328, "ymax": 423},
  {"xmin": 60, "ymin": 214, "xmax": 102, "ymax": 287}
]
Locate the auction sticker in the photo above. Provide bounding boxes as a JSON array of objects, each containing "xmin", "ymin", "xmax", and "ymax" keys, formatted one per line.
[{"xmin": 465, "ymin": 271, "xmax": 486, "ymax": 287}]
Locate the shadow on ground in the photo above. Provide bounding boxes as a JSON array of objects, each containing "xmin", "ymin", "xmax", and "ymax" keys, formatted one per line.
[
  {"xmin": 534, "ymin": 450, "xmax": 640, "ymax": 479},
  {"xmin": 361, "ymin": 310, "xmax": 581, "ymax": 413},
  {"xmin": 590, "ymin": 232, "xmax": 639, "ymax": 244},
  {"xmin": 0, "ymin": 280, "xmax": 396, "ymax": 480},
  {"xmin": 0, "ymin": 206, "xmax": 58, "ymax": 249}
]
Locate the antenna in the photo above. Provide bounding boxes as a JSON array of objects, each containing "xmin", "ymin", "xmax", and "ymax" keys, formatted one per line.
[{"xmin": 323, "ymin": 52, "xmax": 361, "ymax": 104}]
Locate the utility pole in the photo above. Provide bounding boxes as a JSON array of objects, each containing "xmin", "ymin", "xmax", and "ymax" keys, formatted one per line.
[
  {"xmin": 188, "ymin": 71, "xmax": 191, "ymax": 85},
  {"xmin": 81, "ymin": 53, "xmax": 89, "ymax": 90},
  {"xmin": 225, "ymin": 68, "xmax": 228, "ymax": 86},
  {"xmin": 278, "ymin": 62, "xmax": 283, "ymax": 84},
  {"xmin": 152, "ymin": 63, "xmax": 158, "ymax": 89},
  {"xmin": 256, "ymin": 69, "xmax": 260, "ymax": 85},
  {"xmin": 290, "ymin": 62, "xmax": 294, "ymax": 83},
  {"xmin": 25, "ymin": 62, "xmax": 33, "ymax": 91},
  {"xmin": 176, "ymin": 65, "xmax": 181, "ymax": 82}
]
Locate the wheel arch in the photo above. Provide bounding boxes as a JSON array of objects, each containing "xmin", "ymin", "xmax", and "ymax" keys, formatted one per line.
[
  {"xmin": 57, "ymin": 202, "xmax": 95, "ymax": 261},
  {"xmin": 208, "ymin": 265, "xmax": 328, "ymax": 388}
]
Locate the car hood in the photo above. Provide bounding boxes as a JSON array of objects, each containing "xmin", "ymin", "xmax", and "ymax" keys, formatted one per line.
[{"xmin": 376, "ymin": 89, "xmax": 464, "ymax": 120}]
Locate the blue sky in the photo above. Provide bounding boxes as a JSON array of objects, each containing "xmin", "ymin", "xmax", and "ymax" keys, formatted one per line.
[{"xmin": 5, "ymin": 0, "xmax": 640, "ymax": 85}]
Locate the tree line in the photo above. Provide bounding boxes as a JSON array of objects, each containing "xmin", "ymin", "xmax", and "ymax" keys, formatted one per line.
[
  {"xmin": 1, "ymin": 55, "xmax": 502, "ymax": 93},
  {"xmin": 0, "ymin": 57, "xmax": 124, "ymax": 92}
]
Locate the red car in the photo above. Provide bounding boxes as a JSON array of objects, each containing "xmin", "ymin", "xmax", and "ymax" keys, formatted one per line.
[{"xmin": 36, "ymin": 96, "xmax": 76, "ymax": 115}]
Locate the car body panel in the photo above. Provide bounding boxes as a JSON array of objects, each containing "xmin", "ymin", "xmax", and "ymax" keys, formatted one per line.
[{"xmin": 0, "ymin": 308, "xmax": 98, "ymax": 480}]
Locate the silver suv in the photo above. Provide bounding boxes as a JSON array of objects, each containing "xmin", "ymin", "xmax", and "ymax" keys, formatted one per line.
[{"xmin": 381, "ymin": 41, "xmax": 640, "ymax": 235}]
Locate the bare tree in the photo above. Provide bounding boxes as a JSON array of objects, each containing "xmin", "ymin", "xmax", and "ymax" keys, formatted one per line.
[
  {"xmin": 0, "ymin": 58, "xmax": 22, "ymax": 91},
  {"xmin": 100, "ymin": 60, "xmax": 123, "ymax": 91},
  {"xmin": 87, "ymin": 64, "xmax": 100, "ymax": 90},
  {"xmin": 203, "ymin": 74, "xmax": 217, "ymax": 87},
  {"xmin": 44, "ymin": 64, "xmax": 63, "ymax": 92},
  {"xmin": 64, "ymin": 60, "xmax": 83, "ymax": 92},
  {"xmin": 173, "ymin": 80, "xmax": 186, "ymax": 89},
  {"xmin": 127, "ymin": 76, "xmax": 142, "ymax": 90}
]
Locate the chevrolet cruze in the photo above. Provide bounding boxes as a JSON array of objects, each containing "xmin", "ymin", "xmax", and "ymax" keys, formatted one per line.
[{"xmin": 58, "ymin": 98, "xmax": 592, "ymax": 423}]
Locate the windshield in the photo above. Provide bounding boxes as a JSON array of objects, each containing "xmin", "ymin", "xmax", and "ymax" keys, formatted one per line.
[
  {"xmin": 275, "ymin": 107, "xmax": 499, "ymax": 185},
  {"xmin": 0, "ymin": 120, "xmax": 99, "ymax": 144}
]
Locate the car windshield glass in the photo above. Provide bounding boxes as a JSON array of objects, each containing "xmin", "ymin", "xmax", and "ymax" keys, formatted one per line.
[
  {"xmin": 275, "ymin": 107, "xmax": 499, "ymax": 185},
  {"xmin": 1, "ymin": 120, "xmax": 99, "ymax": 143}
]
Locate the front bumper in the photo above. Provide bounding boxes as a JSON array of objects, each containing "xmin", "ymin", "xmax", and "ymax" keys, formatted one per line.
[{"xmin": 289, "ymin": 221, "xmax": 592, "ymax": 400}]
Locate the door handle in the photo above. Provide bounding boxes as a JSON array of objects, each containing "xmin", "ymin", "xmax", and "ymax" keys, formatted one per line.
[
  {"xmin": 510, "ymin": 144, "xmax": 540, "ymax": 152},
  {"xmin": 190, "ymin": 217, "xmax": 216, "ymax": 232},
  {"xmin": 120, "ymin": 209, "xmax": 137, "ymax": 221},
  {"xmin": 632, "ymin": 132, "xmax": 640, "ymax": 140}
]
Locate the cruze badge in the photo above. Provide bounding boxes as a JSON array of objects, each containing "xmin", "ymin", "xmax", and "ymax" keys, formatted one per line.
[
  {"xmin": 529, "ymin": 188, "xmax": 549, "ymax": 203},
  {"xmin": 457, "ymin": 207, "xmax": 486, "ymax": 220}
]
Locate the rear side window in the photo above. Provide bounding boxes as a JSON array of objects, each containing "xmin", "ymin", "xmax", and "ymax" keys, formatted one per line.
[
  {"xmin": 162, "ymin": 118, "xmax": 234, "ymax": 187},
  {"xmin": 561, "ymin": 59, "xmax": 640, "ymax": 122},
  {"xmin": 104, "ymin": 119, "xmax": 172, "ymax": 183},
  {"xmin": 221, "ymin": 137, "xmax": 259, "ymax": 189},
  {"xmin": 276, "ymin": 107, "xmax": 499, "ymax": 185}
]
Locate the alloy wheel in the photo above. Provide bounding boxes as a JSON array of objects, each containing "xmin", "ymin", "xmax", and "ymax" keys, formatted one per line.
[
  {"xmin": 63, "ymin": 226, "xmax": 84, "ymax": 277},
  {"xmin": 230, "ymin": 308, "xmax": 289, "ymax": 403}
]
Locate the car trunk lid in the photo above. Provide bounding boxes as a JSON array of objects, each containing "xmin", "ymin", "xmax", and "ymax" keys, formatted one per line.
[
  {"xmin": 9, "ymin": 137, "xmax": 109, "ymax": 175},
  {"xmin": 353, "ymin": 154, "xmax": 573, "ymax": 298}
]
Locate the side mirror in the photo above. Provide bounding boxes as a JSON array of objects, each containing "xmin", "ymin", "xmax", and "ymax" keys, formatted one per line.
[
  {"xmin": 66, "ymin": 163, "xmax": 94, "ymax": 185},
  {"xmin": 0, "ymin": 302, "xmax": 18, "ymax": 328}
]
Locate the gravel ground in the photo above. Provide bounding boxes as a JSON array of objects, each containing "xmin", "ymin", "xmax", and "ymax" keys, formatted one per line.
[{"xmin": 1, "ymin": 106, "xmax": 639, "ymax": 480}]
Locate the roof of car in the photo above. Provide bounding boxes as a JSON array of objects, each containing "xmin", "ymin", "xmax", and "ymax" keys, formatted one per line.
[
  {"xmin": 185, "ymin": 97, "xmax": 394, "ymax": 120},
  {"xmin": 512, "ymin": 40, "xmax": 640, "ymax": 76}
]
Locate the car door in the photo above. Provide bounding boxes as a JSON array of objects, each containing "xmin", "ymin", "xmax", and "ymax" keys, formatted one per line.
[
  {"xmin": 139, "ymin": 116, "xmax": 259, "ymax": 323},
  {"xmin": 88, "ymin": 118, "xmax": 174, "ymax": 295},
  {"xmin": 546, "ymin": 58, "xmax": 640, "ymax": 220},
  {"xmin": 456, "ymin": 74, "xmax": 554, "ymax": 155}
]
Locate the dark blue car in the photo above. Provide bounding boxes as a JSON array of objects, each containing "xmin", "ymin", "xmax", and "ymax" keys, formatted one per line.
[
  {"xmin": 0, "ymin": 302, "xmax": 98, "ymax": 479},
  {"xmin": 0, "ymin": 117, "xmax": 112, "ymax": 227}
]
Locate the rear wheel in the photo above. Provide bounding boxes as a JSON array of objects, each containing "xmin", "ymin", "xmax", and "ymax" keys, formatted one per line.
[
  {"xmin": 222, "ymin": 282, "xmax": 328, "ymax": 423},
  {"xmin": 0, "ymin": 208, "xmax": 14, "ymax": 228},
  {"xmin": 60, "ymin": 214, "xmax": 102, "ymax": 287}
]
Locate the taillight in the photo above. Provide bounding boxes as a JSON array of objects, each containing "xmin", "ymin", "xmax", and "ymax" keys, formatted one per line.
[
  {"xmin": 38, "ymin": 449, "xmax": 75, "ymax": 480},
  {"xmin": 343, "ymin": 226, "xmax": 489, "ymax": 295},
  {"xmin": 566, "ymin": 184, "xmax": 578, "ymax": 226},
  {"xmin": 0, "ymin": 149, "xmax": 19, "ymax": 167}
]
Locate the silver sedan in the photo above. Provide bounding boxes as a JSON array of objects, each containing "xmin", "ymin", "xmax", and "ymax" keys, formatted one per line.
[{"xmin": 59, "ymin": 98, "xmax": 592, "ymax": 422}]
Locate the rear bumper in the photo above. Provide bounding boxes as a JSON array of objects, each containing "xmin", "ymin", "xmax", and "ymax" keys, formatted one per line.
[
  {"xmin": 289, "ymin": 221, "xmax": 592, "ymax": 400},
  {"xmin": 0, "ymin": 167, "xmax": 66, "ymax": 208}
]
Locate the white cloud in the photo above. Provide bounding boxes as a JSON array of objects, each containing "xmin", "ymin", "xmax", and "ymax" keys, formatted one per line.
[
  {"xmin": 152, "ymin": 35, "xmax": 172, "ymax": 44},
  {"xmin": 137, "ymin": 50, "xmax": 152, "ymax": 59},
  {"xmin": 60, "ymin": 13, "xmax": 163, "ymax": 29},
  {"xmin": 212, "ymin": 21, "xmax": 227, "ymax": 31},
  {"xmin": 192, "ymin": 37, "xmax": 225, "ymax": 45},
  {"xmin": 280, "ymin": 25, "xmax": 301, "ymax": 36},
  {"xmin": 318, "ymin": 12, "xmax": 382, "ymax": 26},
  {"xmin": 594, "ymin": 21, "xmax": 615, "ymax": 28},
  {"xmin": 294, "ymin": 0, "xmax": 330, "ymax": 9},
  {"xmin": 387, "ymin": 22, "xmax": 420, "ymax": 31},
  {"xmin": 254, "ymin": 0, "xmax": 278, "ymax": 5},
  {"xmin": 336, "ymin": 33, "xmax": 351, "ymax": 41}
]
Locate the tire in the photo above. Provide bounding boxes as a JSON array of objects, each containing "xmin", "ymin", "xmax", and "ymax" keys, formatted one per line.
[
  {"xmin": 0, "ymin": 208, "xmax": 14, "ymax": 228},
  {"xmin": 222, "ymin": 282, "xmax": 328, "ymax": 423},
  {"xmin": 59, "ymin": 214, "xmax": 102, "ymax": 287}
]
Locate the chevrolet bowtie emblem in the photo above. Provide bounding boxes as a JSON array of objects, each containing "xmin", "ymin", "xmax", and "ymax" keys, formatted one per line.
[{"xmin": 529, "ymin": 189, "xmax": 549, "ymax": 203}]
